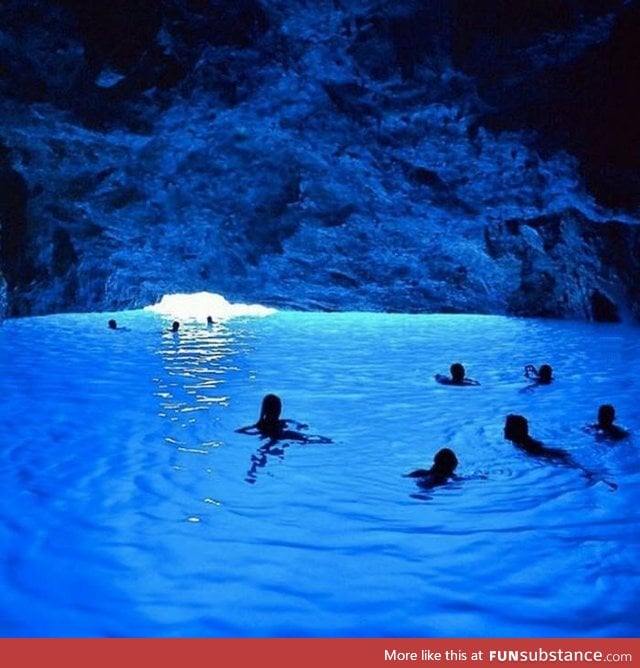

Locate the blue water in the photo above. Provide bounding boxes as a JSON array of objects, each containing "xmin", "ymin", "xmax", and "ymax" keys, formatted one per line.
[{"xmin": 0, "ymin": 310, "xmax": 638, "ymax": 637}]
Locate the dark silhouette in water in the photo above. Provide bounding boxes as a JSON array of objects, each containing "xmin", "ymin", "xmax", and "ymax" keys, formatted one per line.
[
  {"xmin": 405, "ymin": 447, "xmax": 460, "ymax": 488},
  {"xmin": 236, "ymin": 394, "xmax": 333, "ymax": 443},
  {"xmin": 587, "ymin": 404, "xmax": 630, "ymax": 441},
  {"xmin": 503, "ymin": 414, "xmax": 569, "ymax": 460},
  {"xmin": 236, "ymin": 393, "xmax": 332, "ymax": 443},
  {"xmin": 238, "ymin": 394, "xmax": 332, "ymax": 484},
  {"xmin": 244, "ymin": 439, "xmax": 295, "ymax": 485},
  {"xmin": 524, "ymin": 363, "xmax": 553, "ymax": 385},
  {"xmin": 107, "ymin": 318, "xmax": 129, "ymax": 332},
  {"xmin": 206, "ymin": 315, "xmax": 214, "ymax": 327},
  {"xmin": 435, "ymin": 362, "xmax": 480, "ymax": 386},
  {"xmin": 170, "ymin": 321, "xmax": 180, "ymax": 333},
  {"xmin": 504, "ymin": 414, "xmax": 617, "ymax": 490},
  {"xmin": 236, "ymin": 394, "xmax": 310, "ymax": 441}
]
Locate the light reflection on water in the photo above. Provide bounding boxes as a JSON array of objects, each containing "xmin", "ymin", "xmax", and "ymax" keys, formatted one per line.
[{"xmin": 0, "ymin": 310, "xmax": 638, "ymax": 637}]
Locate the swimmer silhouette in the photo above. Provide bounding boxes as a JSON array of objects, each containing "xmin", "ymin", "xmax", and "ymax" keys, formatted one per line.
[
  {"xmin": 504, "ymin": 414, "xmax": 568, "ymax": 460},
  {"xmin": 107, "ymin": 318, "xmax": 129, "ymax": 331},
  {"xmin": 238, "ymin": 394, "xmax": 332, "ymax": 484},
  {"xmin": 587, "ymin": 404, "xmax": 630, "ymax": 441},
  {"xmin": 236, "ymin": 394, "xmax": 332, "ymax": 443},
  {"xmin": 504, "ymin": 414, "xmax": 617, "ymax": 490},
  {"xmin": 405, "ymin": 447, "xmax": 459, "ymax": 488},
  {"xmin": 171, "ymin": 321, "xmax": 180, "ymax": 333},
  {"xmin": 524, "ymin": 363, "xmax": 553, "ymax": 385},
  {"xmin": 435, "ymin": 363, "xmax": 480, "ymax": 386},
  {"xmin": 206, "ymin": 315, "xmax": 214, "ymax": 327}
]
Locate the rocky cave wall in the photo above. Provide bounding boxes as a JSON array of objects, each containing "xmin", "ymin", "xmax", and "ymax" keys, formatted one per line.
[{"xmin": 0, "ymin": 0, "xmax": 638, "ymax": 321}]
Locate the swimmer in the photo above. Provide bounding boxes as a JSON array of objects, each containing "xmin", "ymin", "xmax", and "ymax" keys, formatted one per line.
[
  {"xmin": 405, "ymin": 447, "xmax": 459, "ymax": 488},
  {"xmin": 587, "ymin": 404, "xmax": 629, "ymax": 441},
  {"xmin": 504, "ymin": 414, "xmax": 617, "ymax": 490},
  {"xmin": 170, "ymin": 321, "xmax": 180, "ymax": 333},
  {"xmin": 236, "ymin": 394, "xmax": 332, "ymax": 444},
  {"xmin": 503, "ymin": 414, "xmax": 568, "ymax": 460},
  {"xmin": 239, "ymin": 394, "xmax": 332, "ymax": 483},
  {"xmin": 206, "ymin": 315, "xmax": 214, "ymax": 327},
  {"xmin": 524, "ymin": 363, "xmax": 553, "ymax": 385},
  {"xmin": 107, "ymin": 318, "xmax": 129, "ymax": 331},
  {"xmin": 435, "ymin": 362, "xmax": 480, "ymax": 386}
]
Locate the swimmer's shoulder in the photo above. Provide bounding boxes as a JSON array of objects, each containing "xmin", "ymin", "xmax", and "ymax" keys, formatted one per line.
[
  {"xmin": 405, "ymin": 468, "xmax": 431, "ymax": 478},
  {"xmin": 606, "ymin": 425, "xmax": 630, "ymax": 441}
]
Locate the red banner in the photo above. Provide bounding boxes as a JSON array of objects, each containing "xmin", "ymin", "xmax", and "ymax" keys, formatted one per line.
[{"xmin": 1, "ymin": 637, "xmax": 637, "ymax": 668}]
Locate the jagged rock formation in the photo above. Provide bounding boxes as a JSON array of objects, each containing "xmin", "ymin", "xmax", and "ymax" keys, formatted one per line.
[{"xmin": 0, "ymin": 0, "xmax": 638, "ymax": 321}]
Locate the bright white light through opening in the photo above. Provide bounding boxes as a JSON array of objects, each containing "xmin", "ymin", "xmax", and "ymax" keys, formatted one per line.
[{"xmin": 144, "ymin": 292, "xmax": 277, "ymax": 322}]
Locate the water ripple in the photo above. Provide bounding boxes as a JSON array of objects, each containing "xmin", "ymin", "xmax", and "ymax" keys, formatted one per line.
[{"xmin": 0, "ymin": 311, "xmax": 639, "ymax": 636}]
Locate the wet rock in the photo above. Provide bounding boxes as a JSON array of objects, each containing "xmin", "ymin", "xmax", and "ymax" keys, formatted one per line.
[
  {"xmin": 450, "ymin": 0, "xmax": 640, "ymax": 212},
  {"xmin": 484, "ymin": 210, "xmax": 640, "ymax": 321},
  {"xmin": 0, "ymin": 1, "xmax": 639, "ymax": 321},
  {"xmin": 590, "ymin": 289, "xmax": 620, "ymax": 323},
  {"xmin": 0, "ymin": 145, "xmax": 32, "ymax": 290},
  {"xmin": 0, "ymin": 274, "xmax": 6, "ymax": 321},
  {"xmin": 51, "ymin": 227, "xmax": 78, "ymax": 277}
]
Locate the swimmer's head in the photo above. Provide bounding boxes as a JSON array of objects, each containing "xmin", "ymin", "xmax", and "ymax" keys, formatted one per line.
[
  {"xmin": 450, "ymin": 363, "xmax": 465, "ymax": 383},
  {"xmin": 538, "ymin": 364, "xmax": 553, "ymax": 383},
  {"xmin": 207, "ymin": 315, "xmax": 213, "ymax": 325},
  {"xmin": 598, "ymin": 404, "xmax": 616, "ymax": 427},
  {"xmin": 260, "ymin": 393, "xmax": 282, "ymax": 422},
  {"xmin": 171, "ymin": 321, "xmax": 180, "ymax": 332},
  {"xmin": 504, "ymin": 414, "xmax": 529, "ymax": 443},
  {"xmin": 432, "ymin": 447, "xmax": 458, "ymax": 476},
  {"xmin": 108, "ymin": 319, "xmax": 117, "ymax": 330}
]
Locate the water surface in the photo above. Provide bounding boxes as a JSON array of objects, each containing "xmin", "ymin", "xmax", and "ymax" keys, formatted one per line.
[{"xmin": 0, "ymin": 310, "xmax": 638, "ymax": 637}]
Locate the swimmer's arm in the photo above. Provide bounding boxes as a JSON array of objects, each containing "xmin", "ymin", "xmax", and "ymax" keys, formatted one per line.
[
  {"xmin": 434, "ymin": 374, "xmax": 450, "ymax": 385},
  {"xmin": 611, "ymin": 425, "xmax": 630, "ymax": 439},
  {"xmin": 518, "ymin": 383, "xmax": 537, "ymax": 394},
  {"xmin": 236, "ymin": 424, "xmax": 260, "ymax": 435},
  {"xmin": 574, "ymin": 463, "xmax": 618, "ymax": 491},
  {"xmin": 301, "ymin": 434, "xmax": 333, "ymax": 444},
  {"xmin": 463, "ymin": 378, "xmax": 481, "ymax": 386},
  {"xmin": 283, "ymin": 419, "xmax": 308, "ymax": 430},
  {"xmin": 278, "ymin": 430, "xmax": 333, "ymax": 444},
  {"xmin": 541, "ymin": 445, "xmax": 571, "ymax": 461}
]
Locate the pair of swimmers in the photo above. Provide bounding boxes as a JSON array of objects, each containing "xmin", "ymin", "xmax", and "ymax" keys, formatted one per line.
[
  {"xmin": 411, "ymin": 415, "xmax": 571, "ymax": 488},
  {"xmin": 504, "ymin": 402, "xmax": 629, "ymax": 445},
  {"xmin": 237, "ymin": 394, "xmax": 461, "ymax": 489},
  {"xmin": 170, "ymin": 318, "xmax": 218, "ymax": 332},
  {"xmin": 503, "ymin": 413, "xmax": 619, "ymax": 490},
  {"xmin": 405, "ymin": 408, "xmax": 624, "ymax": 492},
  {"xmin": 108, "ymin": 319, "xmax": 181, "ymax": 332},
  {"xmin": 435, "ymin": 362, "xmax": 553, "ymax": 387},
  {"xmin": 109, "ymin": 317, "xmax": 216, "ymax": 332}
]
